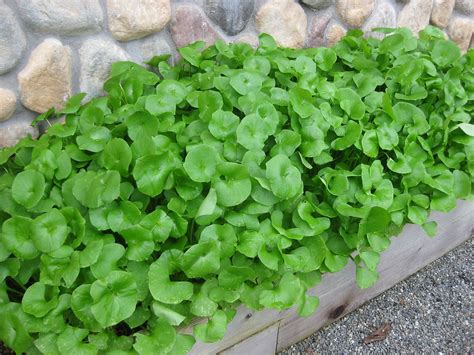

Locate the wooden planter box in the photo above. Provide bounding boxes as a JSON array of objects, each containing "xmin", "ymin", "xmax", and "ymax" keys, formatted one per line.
[{"xmin": 184, "ymin": 200, "xmax": 474, "ymax": 355}]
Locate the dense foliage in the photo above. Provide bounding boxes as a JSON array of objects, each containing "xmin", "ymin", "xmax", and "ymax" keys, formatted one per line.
[{"xmin": 0, "ymin": 27, "xmax": 473, "ymax": 354}]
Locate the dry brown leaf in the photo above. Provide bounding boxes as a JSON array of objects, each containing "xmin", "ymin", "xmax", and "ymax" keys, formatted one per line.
[{"xmin": 363, "ymin": 323, "xmax": 392, "ymax": 345}]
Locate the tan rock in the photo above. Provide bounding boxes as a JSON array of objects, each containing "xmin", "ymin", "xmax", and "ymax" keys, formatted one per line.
[
  {"xmin": 18, "ymin": 39, "xmax": 72, "ymax": 113},
  {"xmin": 256, "ymin": 0, "xmax": 307, "ymax": 49},
  {"xmin": 0, "ymin": 119, "xmax": 38, "ymax": 148},
  {"xmin": 448, "ymin": 17, "xmax": 474, "ymax": 52},
  {"xmin": 431, "ymin": 0, "xmax": 455, "ymax": 28},
  {"xmin": 107, "ymin": 0, "xmax": 171, "ymax": 41},
  {"xmin": 398, "ymin": 0, "xmax": 434, "ymax": 35},
  {"xmin": 0, "ymin": 89, "xmax": 16, "ymax": 122},
  {"xmin": 326, "ymin": 22, "xmax": 346, "ymax": 46},
  {"xmin": 336, "ymin": 0, "xmax": 376, "ymax": 28}
]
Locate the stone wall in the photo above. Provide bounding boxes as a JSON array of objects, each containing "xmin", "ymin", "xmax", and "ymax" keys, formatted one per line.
[{"xmin": 0, "ymin": 0, "xmax": 472, "ymax": 147}]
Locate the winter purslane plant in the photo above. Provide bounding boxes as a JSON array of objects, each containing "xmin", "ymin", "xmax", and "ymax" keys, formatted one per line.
[{"xmin": 0, "ymin": 26, "xmax": 473, "ymax": 354}]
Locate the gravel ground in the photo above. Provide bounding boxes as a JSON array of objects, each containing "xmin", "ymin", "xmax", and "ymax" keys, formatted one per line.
[{"xmin": 281, "ymin": 237, "xmax": 473, "ymax": 354}]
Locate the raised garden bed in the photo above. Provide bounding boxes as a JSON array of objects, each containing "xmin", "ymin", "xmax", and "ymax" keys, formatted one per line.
[
  {"xmin": 0, "ymin": 28, "xmax": 472, "ymax": 354},
  {"xmin": 186, "ymin": 200, "xmax": 474, "ymax": 354}
]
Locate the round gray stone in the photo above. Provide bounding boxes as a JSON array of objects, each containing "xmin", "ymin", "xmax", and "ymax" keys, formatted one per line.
[
  {"xmin": 455, "ymin": 0, "xmax": 474, "ymax": 15},
  {"xmin": 171, "ymin": 4, "xmax": 223, "ymax": 48},
  {"xmin": 79, "ymin": 39, "xmax": 130, "ymax": 100},
  {"xmin": 363, "ymin": 2, "xmax": 396, "ymax": 39},
  {"xmin": 301, "ymin": 0, "xmax": 335, "ymax": 10},
  {"xmin": 307, "ymin": 10, "xmax": 332, "ymax": 47},
  {"xmin": 0, "ymin": 116, "xmax": 38, "ymax": 148},
  {"xmin": 0, "ymin": 2, "xmax": 26, "ymax": 75},
  {"xmin": 204, "ymin": 0, "xmax": 255, "ymax": 36},
  {"xmin": 16, "ymin": 0, "xmax": 103, "ymax": 35},
  {"xmin": 125, "ymin": 34, "xmax": 172, "ymax": 64}
]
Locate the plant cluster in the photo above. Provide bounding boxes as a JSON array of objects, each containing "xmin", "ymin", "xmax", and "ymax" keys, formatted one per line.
[{"xmin": 0, "ymin": 27, "xmax": 472, "ymax": 354}]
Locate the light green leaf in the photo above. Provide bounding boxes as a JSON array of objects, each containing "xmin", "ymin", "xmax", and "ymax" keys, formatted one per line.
[
  {"xmin": 214, "ymin": 162, "xmax": 251, "ymax": 207},
  {"xmin": 209, "ymin": 110, "xmax": 239, "ymax": 140},
  {"xmin": 90, "ymin": 270, "xmax": 137, "ymax": 327},
  {"xmin": 194, "ymin": 310, "xmax": 229, "ymax": 343},
  {"xmin": 11, "ymin": 170, "xmax": 45, "ymax": 209},
  {"xmin": 266, "ymin": 154, "xmax": 303, "ymax": 200},
  {"xmin": 184, "ymin": 145, "xmax": 219, "ymax": 183},
  {"xmin": 102, "ymin": 138, "xmax": 132, "ymax": 175},
  {"xmin": 1, "ymin": 216, "xmax": 38, "ymax": 259},
  {"xmin": 359, "ymin": 251, "xmax": 380, "ymax": 271},
  {"xmin": 22, "ymin": 282, "xmax": 59, "ymax": 317},
  {"xmin": 134, "ymin": 318, "xmax": 176, "ymax": 354},
  {"xmin": 148, "ymin": 251, "xmax": 193, "ymax": 304},
  {"xmin": 356, "ymin": 267, "xmax": 379, "ymax": 289},
  {"xmin": 181, "ymin": 240, "xmax": 220, "ymax": 278},
  {"xmin": 133, "ymin": 153, "xmax": 178, "ymax": 196},
  {"xmin": 31, "ymin": 209, "xmax": 69, "ymax": 253}
]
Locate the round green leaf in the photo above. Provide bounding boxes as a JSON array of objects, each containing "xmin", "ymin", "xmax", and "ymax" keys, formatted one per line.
[
  {"xmin": 229, "ymin": 71, "xmax": 264, "ymax": 95},
  {"xmin": 102, "ymin": 138, "xmax": 132, "ymax": 175},
  {"xmin": 121, "ymin": 226, "xmax": 154, "ymax": 261},
  {"xmin": 209, "ymin": 110, "xmax": 239, "ymax": 140},
  {"xmin": 125, "ymin": 111, "xmax": 159, "ymax": 141},
  {"xmin": 107, "ymin": 201, "xmax": 141, "ymax": 232},
  {"xmin": 200, "ymin": 224, "xmax": 237, "ymax": 259},
  {"xmin": 31, "ymin": 209, "xmax": 69, "ymax": 253},
  {"xmin": 57, "ymin": 326, "xmax": 98, "ymax": 354},
  {"xmin": 198, "ymin": 90, "xmax": 223, "ymax": 121},
  {"xmin": 90, "ymin": 270, "xmax": 138, "ymax": 327},
  {"xmin": 76, "ymin": 126, "xmax": 111, "ymax": 153},
  {"xmin": 90, "ymin": 243, "xmax": 125, "ymax": 279},
  {"xmin": 243, "ymin": 56, "xmax": 271, "ymax": 76},
  {"xmin": 140, "ymin": 209, "xmax": 173, "ymax": 242},
  {"xmin": 148, "ymin": 251, "xmax": 194, "ymax": 304},
  {"xmin": 214, "ymin": 162, "xmax": 251, "ymax": 207},
  {"xmin": 193, "ymin": 310, "xmax": 228, "ymax": 343},
  {"xmin": 183, "ymin": 145, "xmax": 219, "ymax": 183},
  {"xmin": 361, "ymin": 130, "xmax": 379, "ymax": 158},
  {"xmin": 11, "ymin": 170, "xmax": 45, "ymax": 209},
  {"xmin": 71, "ymin": 284, "xmax": 101, "ymax": 330},
  {"xmin": 133, "ymin": 153, "xmax": 178, "ymax": 196},
  {"xmin": 181, "ymin": 240, "xmax": 220, "ymax": 278},
  {"xmin": 265, "ymin": 154, "xmax": 303, "ymax": 200},
  {"xmin": 236, "ymin": 114, "xmax": 270, "ymax": 151},
  {"xmin": 432, "ymin": 40, "xmax": 461, "ymax": 67},
  {"xmin": 134, "ymin": 318, "xmax": 176, "ymax": 354},
  {"xmin": 1, "ymin": 216, "xmax": 38, "ymax": 259},
  {"xmin": 22, "ymin": 282, "xmax": 59, "ymax": 317},
  {"xmin": 72, "ymin": 170, "xmax": 121, "ymax": 208},
  {"xmin": 365, "ymin": 206, "xmax": 391, "ymax": 233}
]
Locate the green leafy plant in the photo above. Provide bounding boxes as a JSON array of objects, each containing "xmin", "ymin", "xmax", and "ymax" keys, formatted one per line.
[{"xmin": 0, "ymin": 27, "xmax": 473, "ymax": 354}]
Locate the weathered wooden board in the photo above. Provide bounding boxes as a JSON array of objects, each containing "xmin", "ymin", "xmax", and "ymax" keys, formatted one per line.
[
  {"xmin": 186, "ymin": 200, "xmax": 474, "ymax": 355},
  {"xmin": 220, "ymin": 323, "xmax": 280, "ymax": 355}
]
